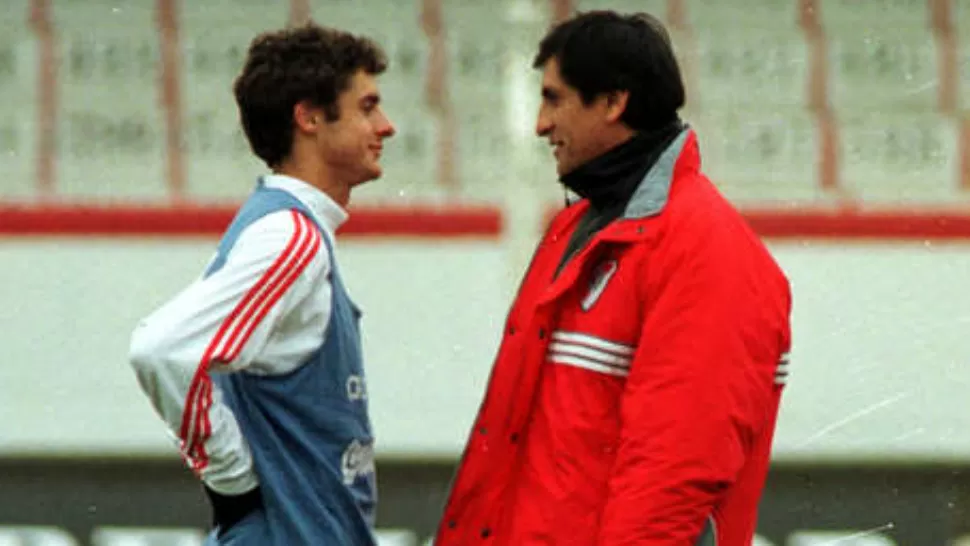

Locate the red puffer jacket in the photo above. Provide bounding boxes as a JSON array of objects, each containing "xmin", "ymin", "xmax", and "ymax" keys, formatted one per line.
[{"xmin": 434, "ymin": 130, "xmax": 792, "ymax": 546}]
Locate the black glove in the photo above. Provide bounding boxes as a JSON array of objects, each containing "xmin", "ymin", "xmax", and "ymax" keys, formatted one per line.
[{"xmin": 203, "ymin": 485, "xmax": 263, "ymax": 532}]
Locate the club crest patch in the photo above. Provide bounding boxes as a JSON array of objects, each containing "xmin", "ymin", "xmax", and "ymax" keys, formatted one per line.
[{"xmin": 581, "ymin": 259, "xmax": 618, "ymax": 311}]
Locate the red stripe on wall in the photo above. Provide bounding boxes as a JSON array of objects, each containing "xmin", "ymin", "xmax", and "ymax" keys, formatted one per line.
[
  {"xmin": 666, "ymin": 0, "xmax": 699, "ymax": 113},
  {"xmin": 5, "ymin": 204, "xmax": 970, "ymax": 240},
  {"xmin": 420, "ymin": 0, "xmax": 459, "ymax": 192},
  {"xmin": 961, "ymin": 114, "xmax": 970, "ymax": 191},
  {"xmin": 929, "ymin": 0, "xmax": 957, "ymax": 114},
  {"xmin": 742, "ymin": 209, "xmax": 970, "ymax": 240},
  {"xmin": 549, "ymin": 0, "xmax": 573, "ymax": 24},
  {"xmin": 799, "ymin": 0, "xmax": 842, "ymax": 194},
  {"xmin": 539, "ymin": 205, "xmax": 970, "ymax": 241},
  {"xmin": 0, "ymin": 204, "xmax": 505, "ymax": 237},
  {"xmin": 288, "ymin": 0, "xmax": 310, "ymax": 26},
  {"xmin": 28, "ymin": 0, "xmax": 58, "ymax": 198},
  {"xmin": 157, "ymin": 0, "xmax": 186, "ymax": 201}
]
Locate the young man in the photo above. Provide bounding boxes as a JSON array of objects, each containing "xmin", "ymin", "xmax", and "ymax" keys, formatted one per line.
[
  {"xmin": 128, "ymin": 22, "xmax": 395, "ymax": 545},
  {"xmin": 435, "ymin": 11, "xmax": 792, "ymax": 546}
]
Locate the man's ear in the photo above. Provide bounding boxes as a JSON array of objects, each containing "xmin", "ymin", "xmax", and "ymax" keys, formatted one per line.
[
  {"xmin": 293, "ymin": 101, "xmax": 321, "ymax": 134},
  {"xmin": 603, "ymin": 90, "xmax": 630, "ymax": 123}
]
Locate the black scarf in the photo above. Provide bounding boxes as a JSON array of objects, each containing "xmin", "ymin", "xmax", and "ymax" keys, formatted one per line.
[
  {"xmin": 554, "ymin": 118, "xmax": 685, "ymax": 276},
  {"xmin": 560, "ymin": 118, "xmax": 685, "ymax": 211}
]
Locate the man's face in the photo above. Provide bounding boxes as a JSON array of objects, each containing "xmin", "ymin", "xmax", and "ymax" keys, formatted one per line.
[
  {"xmin": 535, "ymin": 58, "xmax": 618, "ymax": 176},
  {"xmin": 318, "ymin": 70, "xmax": 396, "ymax": 187}
]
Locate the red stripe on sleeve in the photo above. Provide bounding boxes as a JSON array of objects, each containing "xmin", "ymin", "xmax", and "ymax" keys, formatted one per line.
[
  {"xmin": 178, "ymin": 212, "xmax": 303, "ymax": 451},
  {"xmin": 179, "ymin": 212, "xmax": 304, "ymax": 464},
  {"xmin": 217, "ymin": 212, "xmax": 320, "ymax": 362},
  {"xmin": 179, "ymin": 210, "xmax": 320, "ymax": 470},
  {"xmin": 192, "ymin": 214, "xmax": 322, "ymax": 463}
]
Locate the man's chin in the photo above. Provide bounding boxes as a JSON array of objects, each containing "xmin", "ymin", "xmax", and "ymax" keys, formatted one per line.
[{"xmin": 351, "ymin": 166, "xmax": 383, "ymax": 187}]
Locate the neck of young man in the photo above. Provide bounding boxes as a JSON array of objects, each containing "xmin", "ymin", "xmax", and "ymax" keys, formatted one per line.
[{"xmin": 275, "ymin": 158, "xmax": 351, "ymax": 209}]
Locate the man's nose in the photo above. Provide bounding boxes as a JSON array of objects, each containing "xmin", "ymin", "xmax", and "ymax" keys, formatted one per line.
[
  {"xmin": 377, "ymin": 110, "xmax": 396, "ymax": 138},
  {"xmin": 535, "ymin": 115, "xmax": 552, "ymax": 137}
]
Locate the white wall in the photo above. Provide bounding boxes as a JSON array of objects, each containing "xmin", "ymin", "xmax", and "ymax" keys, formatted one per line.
[{"xmin": 1, "ymin": 235, "xmax": 968, "ymax": 463}]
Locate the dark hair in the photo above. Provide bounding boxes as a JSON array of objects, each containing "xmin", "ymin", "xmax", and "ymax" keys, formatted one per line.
[
  {"xmin": 233, "ymin": 22, "xmax": 388, "ymax": 168},
  {"xmin": 533, "ymin": 10, "xmax": 685, "ymax": 131}
]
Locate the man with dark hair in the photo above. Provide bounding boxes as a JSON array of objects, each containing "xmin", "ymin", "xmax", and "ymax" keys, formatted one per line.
[
  {"xmin": 129, "ymin": 22, "xmax": 395, "ymax": 545},
  {"xmin": 435, "ymin": 10, "xmax": 791, "ymax": 546}
]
